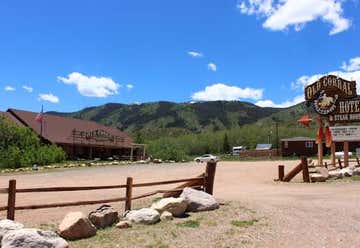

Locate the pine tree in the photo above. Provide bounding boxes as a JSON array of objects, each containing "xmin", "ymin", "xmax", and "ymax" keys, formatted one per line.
[{"xmin": 223, "ymin": 133, "xmax": 230, "ymax": 153}]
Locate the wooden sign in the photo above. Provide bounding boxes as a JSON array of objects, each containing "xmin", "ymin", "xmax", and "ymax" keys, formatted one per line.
[
  {"xmin": 305, "ymin": 75, "xmax": 358, "ymax": 122},
  {"xmin": 330, "ymin": 126, "xmax": 360, "ymax": 141}
]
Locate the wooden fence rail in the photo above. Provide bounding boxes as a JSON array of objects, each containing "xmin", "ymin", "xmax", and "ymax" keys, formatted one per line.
[
  {"xmin": 0, "ymin": 161, "xmax": 217, "ymax": 221},
  {"xmin": 278, "ymin": 157, "xmax": 360, "ymax": 182}
]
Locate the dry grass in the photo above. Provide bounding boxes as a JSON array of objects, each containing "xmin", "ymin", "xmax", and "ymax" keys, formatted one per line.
[{"xmin": 53, "ymin": 201, "xmax": 266, "ymax": 248}]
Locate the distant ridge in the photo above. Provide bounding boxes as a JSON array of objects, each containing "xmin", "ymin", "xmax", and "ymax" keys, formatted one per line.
[{"xmin": 49, "ymin": 101, "xmax": 312, "ymax": 139}]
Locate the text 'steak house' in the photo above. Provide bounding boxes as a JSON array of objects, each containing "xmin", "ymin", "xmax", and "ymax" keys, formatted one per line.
[{"xmin": 1, "ymin": 109, "xmax": 145, "ymax": 160}]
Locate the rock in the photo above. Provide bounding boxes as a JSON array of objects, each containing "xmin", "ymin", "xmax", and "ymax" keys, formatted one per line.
[
  {"xmin": 160, "ymin": 211, "xmax": 173, "ymax": 221},
  {"xmin": 115, "ymin": 221, "xmax": 132, "ymax": 229},
  {"xmin": 124, "ymin": 208, "xmax": 160, "ymax": 224},
  {"xmin": 180, "ymin": 188, "xmax": 219, "ymax": 212},
  {"xmin": 1, "ymin": 228, "xmax": 68, "ymax": 248},
  {"xmin": 0, "ymin": 219, "xmax": 24, "ymax": 243},
  {"xmin": 316, "ymin": 167, "xmax": 329, "ymax": 178},
  {"xmin": 328, "ymin": 170, "xmax": 343, "ymax": 179},
  {"xmin": 310, "ymin": 173, "xmax": 327, "ymax": 182},
  {"xmin": 153, "ymin": 159, "xmax": 162, "ymax": 164},
  {"xmin": 58, "ymin": 212, "xmax": 96, "ymax": 240},
  {"xmin": 339, "ymin": 167, "xmax": 353, "ymax": 177},
  {"xmin": 353, "ymin": 167, "xmax": 360, "ymax": 176},
  {"xmin": 151, "ymin": 197, "xmax": 187, "ymax": 217},
  {"xmin": 89, "ymin": 205, "xmax": 119, "ymax": 229}
]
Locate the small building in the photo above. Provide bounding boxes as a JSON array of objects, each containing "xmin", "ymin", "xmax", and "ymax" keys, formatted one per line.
[
  {"xmin": 281, "ymin": 137, "xmax": 317, "ymax": 157},
  {"xmin": 1, "ymin": 108, "xmax": 145, "ymax": 160}
]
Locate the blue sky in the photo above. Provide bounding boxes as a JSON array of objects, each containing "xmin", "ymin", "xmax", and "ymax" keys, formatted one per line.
[{"xmin": 0, "ymin": 0, "xmax": 360, "ymax": 112}]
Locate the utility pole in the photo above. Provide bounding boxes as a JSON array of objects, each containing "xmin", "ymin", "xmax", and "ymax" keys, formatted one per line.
[{"xmin": 275, "ymin": 122, "xmax": 279, "ymax": 148}]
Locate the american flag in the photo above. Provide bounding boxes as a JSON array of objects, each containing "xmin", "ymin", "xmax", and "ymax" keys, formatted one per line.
[{"xmin": 35, "ymin": 105, "xmax": 44, "ymax": 123}]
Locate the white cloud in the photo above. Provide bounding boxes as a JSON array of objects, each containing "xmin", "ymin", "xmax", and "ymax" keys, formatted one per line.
[
  {"xmin": 255, "ymin": 94, "xmax": 304, "ymax": 108},
  {"xmin": 291, "ymin": 57, "xmax": 360, "ymax": 93},
  {"xmin": 126, "ymin": 84, "xmax": 134, "ymax": 89},
  {"xmin": 208, "ymin": 63, "xmax": 217, "ymax": 72},
  {"xmin": 188, "ymin": 51, "xmax": 203, "ymax": 58},
  {"xmin": 341, "ymin": 57, "xmax": 360, "ymax": 72},
  {"xmin": 192, "ymin": 83, "xmax": 263, "ymax": 101},
  {"xmin": 298, "ymin": 70, "xmax": 360, "ymax": 92},
  {"xmin": 57, "ymin": 72, "xmax": 120, "ymax": 98},
  {"xmin": 22, "ymin": 85, "xmax": 33, "ymax": 93},
  {"xmin": 38, "ymin": 93, "xmax": 59, "ymax": 103},
  {"xmin": 4, "ymin": 86, "xmax": 15, "ymax": 91},
  {"xmin": 238, "ymin": 0, "xmax": 351, "ymax": 35}
]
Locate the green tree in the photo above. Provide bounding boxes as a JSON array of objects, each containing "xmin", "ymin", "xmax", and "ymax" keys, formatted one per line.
[
  {"xmin": 0, "ymin": 117, "xmax": 66, "ymax": 168},
  {"xmin": 223, "ymin": 133, "xmax": 230, "ymax": 153}
]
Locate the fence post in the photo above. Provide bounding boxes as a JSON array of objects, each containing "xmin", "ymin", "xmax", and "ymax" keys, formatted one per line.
[
  {"xmin": 125, "ymin": 177, "xmax": 133, "ymax": 211},
  {"xmin": 338, "ymin": 158, "xmax": 342, "ymax": 169},
  {"xmin": 205, "ymin": 161, "xmax": 217, "ymax": 195},
  {"xmin": 278, "ymin": 165, "xmax": 284, "ymax": 181},
  {"xmin": 301, "ymin": 156, "xmax": 310, "ymax": 183},
  {"xmin": 7, "ymin": 180, "xmax": 16, "ymax": 220}
]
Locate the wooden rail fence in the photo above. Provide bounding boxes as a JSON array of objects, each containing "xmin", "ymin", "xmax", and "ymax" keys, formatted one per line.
[
  {"xmin": 277, "ymin": 156, "xmax": 360, "ymax": 182},
  {"xmin": 0, "ymin": 162, "xmax": 217, "ymax": 221}
]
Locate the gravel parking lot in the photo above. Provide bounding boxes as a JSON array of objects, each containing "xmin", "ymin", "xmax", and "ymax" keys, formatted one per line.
[{"xmin": 1, "ymin": 160, "xmax": 360, "ymax": 247}]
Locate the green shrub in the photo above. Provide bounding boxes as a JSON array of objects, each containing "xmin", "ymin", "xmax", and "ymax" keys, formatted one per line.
[{"xmin": 0, "ymin": 116, "xmax": 66, "ymax": 168}]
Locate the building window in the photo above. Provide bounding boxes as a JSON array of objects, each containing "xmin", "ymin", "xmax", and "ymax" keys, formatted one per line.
[
  {"xmin": 284, "ymin": 141, "xmax": 288, "ymax": 149},
  {"xmin": 305, "ymin": 141, "xmax": 313, "ymax": 148}
]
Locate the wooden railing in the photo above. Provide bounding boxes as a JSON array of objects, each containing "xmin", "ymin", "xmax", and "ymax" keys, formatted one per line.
[
  {"xmin": 278, "ymin": 156, "xmax": 310, "ymax": 183},
  {"xmin": 0, "ymin": 162, "xmax": 217, "ymax": 221},
  {"xmin": 278, "ymin": 157, "xmax": 360, "ymax": 182}
]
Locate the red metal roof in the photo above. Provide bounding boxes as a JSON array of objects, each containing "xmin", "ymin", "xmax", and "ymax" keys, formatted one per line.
[
  {"xmin": 0, "ymin": 111, "xmax": 24, "ymax": 125},
  {"xmin": 7, "ymin": 109, "xmax": 133, "ymax": 148}
]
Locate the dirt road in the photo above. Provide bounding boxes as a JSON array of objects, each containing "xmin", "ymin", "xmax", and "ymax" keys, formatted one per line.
[{"xmin": 1, "ymin": 160, "xmax": 360, "ymax": 247}]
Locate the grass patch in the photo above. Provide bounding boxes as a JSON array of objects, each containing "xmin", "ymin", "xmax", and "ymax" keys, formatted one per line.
[
  {"xmin": 69, "ymin": 201, "xmax": 263, "ymax": 248},
  {"xmin": 176, "ymin": 219, "xmax": 200, "ymax": 228},
  {"xmin": 351, "ymin": 175, "xmax": 360, "ymax": 181},
  {"xmin": 230, "ymin": 219, "xmax": 258, "ymax": 228}
]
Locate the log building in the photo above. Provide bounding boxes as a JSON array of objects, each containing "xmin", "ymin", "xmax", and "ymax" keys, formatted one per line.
[{"xmin": 0, "ymin": 108, "xmax": 145, "ymax": 160}]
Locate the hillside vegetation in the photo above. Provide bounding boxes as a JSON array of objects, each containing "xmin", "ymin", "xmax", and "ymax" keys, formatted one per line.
[
  {"xmin": 51, "ymin": 101, "xmax": 317, "ymax": 161},
  {"xmin": 51, "ymin": 101, "xmax": 313, "ymax": 138}
]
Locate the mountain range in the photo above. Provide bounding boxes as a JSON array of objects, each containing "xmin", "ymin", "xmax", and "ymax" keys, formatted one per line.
[{"xmin": 50, "ymin": 101, "xmax": 313, "ymax": 140}]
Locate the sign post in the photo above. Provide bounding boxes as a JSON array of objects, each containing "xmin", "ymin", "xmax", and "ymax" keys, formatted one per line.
[{"xmin": 304, "ymin": 75, "xmax": 357, "ymax": 167}]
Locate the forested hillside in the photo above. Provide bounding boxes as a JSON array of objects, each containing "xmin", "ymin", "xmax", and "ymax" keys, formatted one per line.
[
  {"xmin": 50, "ymin": 101, "xmax": 313, "ymax": 139},
  {"xmin": 50, "ymin": 101, "xmax": 317, "ymax": 160}
]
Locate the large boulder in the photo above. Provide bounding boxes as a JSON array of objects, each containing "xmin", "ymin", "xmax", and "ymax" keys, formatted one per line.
[
  {"xmin": 88, "ymin": 205, "xmax": 119, "ymax": 229},
  {"xmin": 0, "ymin": 219, "xmax": 24, "ymax": 243},
  {"xmin": 180, "ymin": 188, "xmax": 219, "ymax": 212},
  {"xmin": 160, "ymin": 211, "xmax": 173, "ymax": 221},
  {"xmin": 1, "ymin": 228, "xmax": 68, "ymax": 248},
  {"xmin": 124, "ymin": 208, "xmax": 160, "ymax": 224},
  {"xmin": 340, "ymin": 167, "xmax": 353, "ymax": 177},
  {"xmin": 58, "ymin": 212, "xmax": 96, "ymax": 240},
  {"xmin": 310, "ymin": 173, "xmax": 327, "ymax": 183},
  {"xmin": 316, "ymin": 167, "xmax": 329, "ymax": 178},
  {"xmin": 353, "ymin": 167, "xmax": 360, "ymax": 176},
  {"xmin": 328, "ymin": 170, "xmax": 343, "ymax": 179},
  {"xmin": 151, "ymin": 197, "xmax": 187, "ymax": 217}
]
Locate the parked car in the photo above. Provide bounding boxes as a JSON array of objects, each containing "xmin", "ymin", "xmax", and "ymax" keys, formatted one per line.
[
  {"xmin": 194, "ymin": 154, "xmax": 219, "ymax": 163},
  {"xmin": 232, "ymin": 146, "xmax": 246, "ymax": 155}
]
